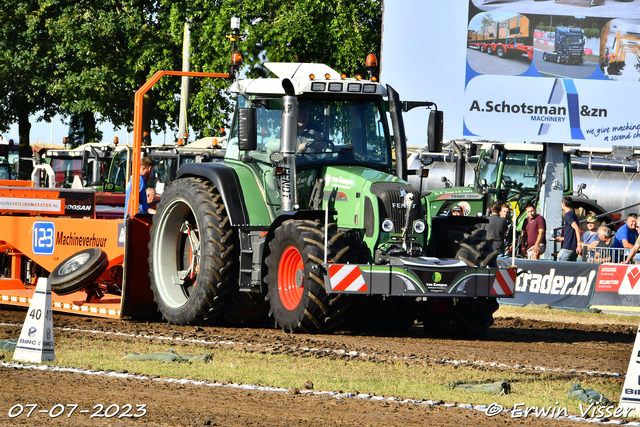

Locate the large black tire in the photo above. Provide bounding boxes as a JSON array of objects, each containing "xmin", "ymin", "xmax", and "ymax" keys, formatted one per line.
[
  {"xmin": 346, "ymin": 296, "xmax": 417, "ymax": 333},
  {"xmin": 496, "ymin": 46, "xmax": 505, "ymax": 58},
  {"xmin": 419, "ymin": 297, "xmax": 499, "ymax": 339},
  {"xmin": 455, "ymin": 228, "xmax": 500, "ymax": 268},
  {"xmin": 148, "ymin": 178, "xmax": 234, "ymax": 325},
  {"xmin": 421, "ymin": 225, "xmax": 500, "ymax": 337},
  {"xmin": 223, "ymin": 289, "xmax": 270, "ymax": 327},
  {"xmin": 432, "ymin": 225, "xmax": 499, "ymax": 268},
  {"xmin": 51, "ymin": 248, "xmax": 108, "ymax": 296},
  {"xmin": 264, "ymin": 220, "xmax": 352, "ymax": 333}
]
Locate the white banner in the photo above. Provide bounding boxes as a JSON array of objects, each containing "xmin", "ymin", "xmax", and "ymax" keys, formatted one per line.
[
  {"xmin": 0, "ymin": 197, "xmax": 62, "ymax": 213},
  {"xmin": 381, "ymin": 0, "xmax": 640, "ymax": 148}
]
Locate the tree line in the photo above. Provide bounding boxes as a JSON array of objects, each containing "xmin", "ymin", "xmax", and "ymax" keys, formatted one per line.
[{"xmin": 0, "ymin": 0, "xmax": 381, "ymax": 159}]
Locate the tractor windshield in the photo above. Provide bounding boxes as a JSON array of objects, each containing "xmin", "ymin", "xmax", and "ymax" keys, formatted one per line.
[
  {"xmin": 50, "ymin": 157, "xmax": 84, "ymax": 188},
  {"xmin": 229, "ymin": 96, "xmax": 392, "ymax": 169},
  {"xmin": 476, "ymin": 149, "xmax": 541, "ymax": 206},
  {"xmin": 499, "ymin": 152, "xmax": 540, "ymax": 202}
]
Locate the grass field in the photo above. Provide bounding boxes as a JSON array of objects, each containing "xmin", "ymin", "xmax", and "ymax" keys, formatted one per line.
[{"xmin": 1, "ymin": 305, "xmax": 636, "ymax": 417}]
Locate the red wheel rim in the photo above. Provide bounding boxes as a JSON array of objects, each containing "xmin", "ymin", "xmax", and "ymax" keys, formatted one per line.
[{"xmin": 278, "ymin": 246, "xmax": 304, "ymax": 311}]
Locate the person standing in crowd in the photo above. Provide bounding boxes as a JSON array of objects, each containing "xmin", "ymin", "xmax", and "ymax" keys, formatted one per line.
[
  {"xmin": 125, "ymin": 157, "xmax": 155, "ymax": 217},
  {"xmin": 594, "ymin": 226, "xmax": 617, "ymax": 263},
  {"xmin": 499, "ymin": 204, "xmax": 510, "ymax": 220},
  {"xmin": 623, "ymin": 224, "xmax": 640, "ymax": 264},
  {"xmin": 522, "ymin": 202, "xmax": 546, "ymax": 260},
  {"xmin": 581, "ymin": 216, "xmax": 600, "ymax": 245},
  {"xmin": 614, "ymin": 213, "xmax": 638, "ymax": 249},
  {"xmin": 555, "ymin": 196, "xmax": 582, "ymax": 261},
  {"xmin": 484, "ymin": 201, "xmax": 508, "ymax": 253}
]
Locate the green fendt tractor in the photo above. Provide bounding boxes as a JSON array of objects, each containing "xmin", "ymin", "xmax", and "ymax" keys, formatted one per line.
[{"xmin": 147, "ymin": 62, "xmax": 515, "ymax": 338}]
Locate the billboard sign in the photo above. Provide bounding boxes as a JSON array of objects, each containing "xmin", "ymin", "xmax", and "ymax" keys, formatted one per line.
[{"xmin": 381, "ymin": 0, "xmax": 640, "ymax": 148}]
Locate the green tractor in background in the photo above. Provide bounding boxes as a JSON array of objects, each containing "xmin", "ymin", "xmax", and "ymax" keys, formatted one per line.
[{"xmin": 414, "ymin": 141, "xmax": 615, "ymax": 257}]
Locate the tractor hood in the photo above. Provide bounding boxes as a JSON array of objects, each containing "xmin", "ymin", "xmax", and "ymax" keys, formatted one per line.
[{"xmin": 314, "ymin": 165, "xmax": 420, "ymax": 233}]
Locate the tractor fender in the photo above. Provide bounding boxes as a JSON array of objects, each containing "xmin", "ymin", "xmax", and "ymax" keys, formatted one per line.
[
  {"xmin": 259, "ymin": 210, "xmax": 332, "ymax": 277},
  {"xmin": 177, "ymin": 162, "xmax": 249, "ymax": 226},
  {"xmin": 571, "ymin": 197, "xmax": 614, "ymax": 224},
  {"xmin": 263, "ymin": 210, "xmax": 330, "ymax": 248}
]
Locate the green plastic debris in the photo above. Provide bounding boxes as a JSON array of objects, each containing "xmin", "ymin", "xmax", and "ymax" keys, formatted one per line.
[
  {"xmin": 568, "ymin": 383, "xmax": 610, "ymax": 405},
  {"xmin": 123, "ymin": 349, "xmax": 212, "ymax": 363},
  {"xmin": 0, "ymin": 338, "xmax": 18, "ymax": 352},
  {"xmin": 450, "ymin": 380, "xmax": 510, "ymax": 395}
]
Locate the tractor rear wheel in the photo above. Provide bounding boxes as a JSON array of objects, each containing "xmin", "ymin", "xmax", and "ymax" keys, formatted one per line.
[
  {"xmin": 148, "ymin": 178, "xmax": 234, "ymax": 325},
  {"xmin": 264, "ymin": 220, "xmax": 351, "ymax": 333}
]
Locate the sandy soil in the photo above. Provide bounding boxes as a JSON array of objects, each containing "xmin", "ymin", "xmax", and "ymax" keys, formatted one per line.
[{"xmin": 0, "ymin": 307, "xmax": 635, "ymax": 426}]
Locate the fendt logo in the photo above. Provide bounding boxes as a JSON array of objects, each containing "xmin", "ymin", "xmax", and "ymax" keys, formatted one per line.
[{"xmin": 32, "ymin": 221, "xmax": 55, "ymax": 255}]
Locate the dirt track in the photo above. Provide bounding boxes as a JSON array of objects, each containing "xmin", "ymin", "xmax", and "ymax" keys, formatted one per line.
[{"xmin": 0, "ymin": 307, "xmax": 636, "ymax": 426}]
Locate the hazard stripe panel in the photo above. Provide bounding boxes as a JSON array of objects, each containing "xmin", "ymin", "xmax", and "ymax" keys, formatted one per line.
[
  {"xmin": 328, "ymin": 264, "xmax": 368, "ymax": 292},
  {"xmin": 491, "ymin": 269, "xmax": 516, "ymax": 296}
]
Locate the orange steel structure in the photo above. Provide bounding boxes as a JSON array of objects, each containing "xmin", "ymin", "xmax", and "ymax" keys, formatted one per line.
[{"xmin": 0, "ymin": 71, "xmax": 229, "ymax": 319}]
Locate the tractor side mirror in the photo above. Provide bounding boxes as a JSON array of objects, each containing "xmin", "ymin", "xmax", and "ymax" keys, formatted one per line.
[
  {"xmin": 238, "ymin": 108, "xmax": 257, "ymax": 151},
  {"xmin": 427, "ymin": 110, "xmax": 443, "ymax": 153}
]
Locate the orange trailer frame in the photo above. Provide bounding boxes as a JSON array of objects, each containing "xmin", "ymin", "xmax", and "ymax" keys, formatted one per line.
[{"xmin": 0, "ymin": 70, "xmax": 229, "ymax": 319}]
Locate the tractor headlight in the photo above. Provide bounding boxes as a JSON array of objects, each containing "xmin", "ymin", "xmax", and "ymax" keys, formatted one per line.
[
  {"xmin": 413, "ymin": 220, "xmax": 426, "ymax": 234},
  {"xmin": 382, "ymin": 219, "xmax": 394, "ymax": 233}
]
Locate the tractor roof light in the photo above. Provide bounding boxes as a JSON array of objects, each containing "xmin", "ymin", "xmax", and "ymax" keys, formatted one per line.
[
  {"xmin": 366, "ymin": 53, "xmax": 378, "ymax": 80},
  {"xmin": 366, "ymin": 53, "xmax": 378, "ymax": 68},
  {"xmin": 309, "ymin": 74, "xmax": 316, "ymax": 80},
  {"xmin": 230, "ymin": 15, "xmax": 240, "ymax": 31},
  {"xmin": 230, "ymin": 52, "xmax": 243, "ymax": 66},
  {"xmin": 324, "ymin": 73, "xmax": 331, "ymax": 80}
]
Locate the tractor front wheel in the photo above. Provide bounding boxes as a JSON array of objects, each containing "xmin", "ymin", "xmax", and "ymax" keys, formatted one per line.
[{"xmin": 265, "ymin": 220, "xmax": 351, "ymax": 333}]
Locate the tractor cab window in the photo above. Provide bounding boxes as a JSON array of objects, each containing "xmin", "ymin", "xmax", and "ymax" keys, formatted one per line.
[
  {"xmin": 498, "ymin": 152, "xmax": 540, "ymax": 205},
  {"xmin": 147, "ymin": 156, "xmax": 179, "ymax": 194},
  {"xmin": 50, "ymin": 158, "xmax": 83, "ymax": 188},
  {"xmin": 228, "ymin": 95, "xmax": 391, "ymax": 169},
  {"xmin": 475, "ymin": 149, "xmax": 500, "ymax": 190},
  {"xmin": 107, "ymin": 150, "xmax": 129, "ymax": 191}
]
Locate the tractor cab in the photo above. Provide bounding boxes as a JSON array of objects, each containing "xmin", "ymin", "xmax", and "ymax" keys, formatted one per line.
[{"xmin": 474, "ymin": 144, "xmax": 571, "ymax": 215}]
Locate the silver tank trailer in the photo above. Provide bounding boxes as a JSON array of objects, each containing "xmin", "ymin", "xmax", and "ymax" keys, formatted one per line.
[
  {"xmin": 407, "ymin": 151, "xmax": 476, "ymax": 191},
  {"xmin": 408, "ymin": 151, "xmax": 640, "ymax": 219},
  {"xmin": 572, "ymin": 158, "xmax": 640, "ymax": 220}
]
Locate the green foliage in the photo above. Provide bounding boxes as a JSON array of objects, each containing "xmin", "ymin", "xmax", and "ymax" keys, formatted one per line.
[
  {"xmin": 584, "ymin": 28, "xmax": 601, "ymax": 39},
  {"xmin": 0, "ymin": 0, "xmax": 382, "ymax": 144}
]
